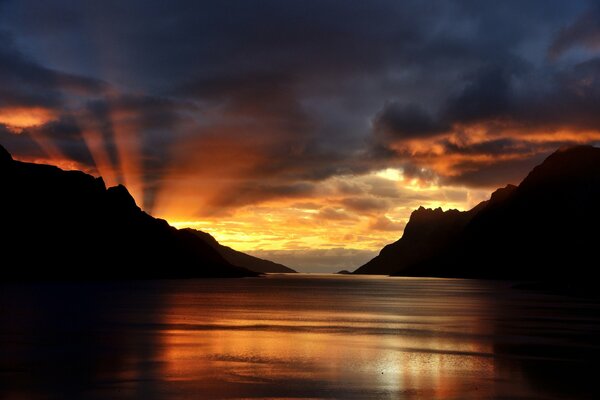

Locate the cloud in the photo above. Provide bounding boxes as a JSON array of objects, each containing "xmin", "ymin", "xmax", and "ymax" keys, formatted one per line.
[
  {"xmin": 3, "ymin": 0, "xmax": 600, "ymax": 270},
  {"xmin": 318, "ymin": 207, "xmax": 356, "ymax": 221},
  {"xmin": 340, "ymin": 197, "xmax": 391, "ymax": 214},
  {"xmin": 209, "ymin": 181, "xmax": 317, "ymax": 211},
  {"xmin": 0, "ymin": 30, "xmax": 106, "ymax": 110},
  {"xmin": 443, "ymin": 66, "xmax": 517, "ymax": 124},
  {"xmin": 549, "ymin": 6, "xmax": 600, "ymax": 59},
  {"xmin": 444, "ymin": 153, "xmax": 548, "ymax": 187},
  {"xmin": 0, "ymin": 123, "xmax": 44, "ymax": 157},
  {"xmin": 4, "ymin": 0, "xmax": 595, "ymax": 204},
  {"xmin": 440, "ymin": 138, "xmax": 531, "ymax": 156},
  {"xmin": 363, "ymin": 177, "xmax": 402, "ymax": 198},
  {"xmin": 369, "ymin": 216, "xmax": 406, "ymax": 232},
  {"xmin": 373, "ymin": 102, "xmax": 449, "ymax": 140},
  {"xmin": 371, "ymin": 55, "xmax": 600, "ymax": 187}
]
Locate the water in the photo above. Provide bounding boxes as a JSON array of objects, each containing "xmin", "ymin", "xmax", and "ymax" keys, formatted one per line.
[{"xmin": 1, "ymin": 274, "xmax": 599, "ymax": 399}]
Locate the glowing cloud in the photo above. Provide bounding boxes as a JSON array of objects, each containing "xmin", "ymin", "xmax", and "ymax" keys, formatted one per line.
[{"xmin": 0, "ymin": 107, "xmax": 55, "ymax": 132}]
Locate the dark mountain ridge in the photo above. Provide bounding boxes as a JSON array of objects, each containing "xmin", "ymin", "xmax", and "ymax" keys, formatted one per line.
[
  {"xmin": 184, "ymin": 229, "xmax": 296, "ymax": 273},
  {"xmin": 1, "ymin": 145, "xmax": 257, "ymax": 279},
  {"xmin": 355, "ymin": 146, "xmax": 600, "ymax": 280}
]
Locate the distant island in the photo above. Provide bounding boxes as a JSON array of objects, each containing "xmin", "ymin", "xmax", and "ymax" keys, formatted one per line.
[
  {"xmin": 0, "ymin": 145, "xmax": 291, "ymax": 278},
  {"xmin": 354, "ymin": 146, "xmax": 600, "ymax": 280}
]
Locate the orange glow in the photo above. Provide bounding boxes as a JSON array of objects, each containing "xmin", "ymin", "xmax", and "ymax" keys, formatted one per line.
[
  {"xmin": 159, "ymin": 169, "xmax": 489, "ymax": 253},
  {"xmin": 157, "ymin": 281, "xmax": 498, "ymax": 398},
  {"xmin": 0, "ymin": 107, "xmax": 55, "ymax": 131},
  {"xmin": 5, "ymin": 100, "xmax": 597, "ymax": 258},
  {"xmin": 387, "ymin": 127, "xmax": 600, "ymax": 181},
  {"xmin": 111, "ymin": 119, "xmax": 144, "ymax": 207},
  {"xmin": 11, "ymin": 155, "xmax": 92, "ymax": 173},
  {"xmin": 150, "ymin": 123, "xmax": 600, "ymax": 256},
  {"xmin": 153, "ymin": 132, "xmax": 271, "ymax": 218},
  {"xmin": 80, "ymin": 127, "xmax": 119, "ymax": 187}
]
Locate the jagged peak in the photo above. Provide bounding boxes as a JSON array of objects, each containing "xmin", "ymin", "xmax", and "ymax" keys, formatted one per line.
[
  {"xmin": 0, "ymin": 145, "xmax": 12, "ymax": 164},
  {"xmin": 401, "ymin": 206, "xmax": 467, "ymax": 238},
  {"xmin": 106, "ymin": 184, "xmax": 139, "ymax": 210},
  {"xmin": 412, "ymin": 206, "xmax": 463, "ymax": 218},
  {"xmin": 95, "ymin": 176, "xmax": 107, "ymax": 191}
]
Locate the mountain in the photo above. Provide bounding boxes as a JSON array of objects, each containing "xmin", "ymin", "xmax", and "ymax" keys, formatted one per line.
[
  {"xmin": 0, "ymin": 145, "xmax": 257, "ymax": 279},
  {"xmin": 184, "ymin": 229, "xmax": 296, "ymax": 273},
  {"xmin": 354, "ymin": 206, "xmax": 477, "ymax": 275},
  {"xmin": 354, "ymin": 146, "xmax": 600, "ymax": 280}
]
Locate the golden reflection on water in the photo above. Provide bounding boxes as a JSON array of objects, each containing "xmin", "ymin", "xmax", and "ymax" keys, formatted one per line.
[
  {"xmin": 157, "ymin": 276, "xmax": 508, "ymax": 399},
  {"xmin": 3, "ymin": 275, "xmax": 596, "ymax": 400}
]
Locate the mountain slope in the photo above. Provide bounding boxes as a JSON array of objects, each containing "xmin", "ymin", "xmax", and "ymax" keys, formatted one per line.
[
  {"xmin": 0, "ymin": 145, "xmax": 257, "ymax": 279},
  {"xmin": 184, "ymin": 229, "xmax": 296, "ymax": 273},
  {"xmin": 354, "ymin": 206, "xmax": 476, "ymax": 275},
  {"xmin": 355, "ymin": 146, "xmax": 600, "ymax": 280}
]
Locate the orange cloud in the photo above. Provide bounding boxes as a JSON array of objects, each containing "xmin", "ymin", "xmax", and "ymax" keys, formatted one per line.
[
  {"xmin": 0, "ymin": 107, "xmax": 55, "ymax": 132},
  {"xmin": 384, "ymin": 126, "xmax": 600, "ymax": 187},
  {"xmin": 161, "ymin": 168, "xmax": 490, "ymax": 264}
]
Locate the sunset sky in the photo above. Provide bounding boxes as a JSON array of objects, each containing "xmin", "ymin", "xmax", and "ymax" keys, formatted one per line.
[{"xmin": 2, "ymin": 1, "xmax": 600, "ymax": 271}]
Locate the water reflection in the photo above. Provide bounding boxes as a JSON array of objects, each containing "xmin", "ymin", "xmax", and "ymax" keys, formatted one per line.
[{"xmin": 1, "ymin": 275, "xmax": 599, "ymax": 399}]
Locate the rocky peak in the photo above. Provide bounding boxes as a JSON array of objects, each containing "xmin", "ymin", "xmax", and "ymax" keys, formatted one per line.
[
  {"xmin": 106, "ymin": 184, "xmax": 140, "ymax": 211},
  {"xmin": 0, "ymin": 145, "xmax": 12, "ymax": 164}
]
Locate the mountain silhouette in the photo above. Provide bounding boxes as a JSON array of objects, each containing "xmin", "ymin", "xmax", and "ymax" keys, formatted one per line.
[
  {"xmin": 184, "ymin": 229, "xmax": 296, "ymax": 273},
  {"xmin": 0, "ymin": 145, "xmax": 257, "ymax": 279},
  {"xmin": 355, "ymin": 146, "xmax": 600, "ymax": 280}
]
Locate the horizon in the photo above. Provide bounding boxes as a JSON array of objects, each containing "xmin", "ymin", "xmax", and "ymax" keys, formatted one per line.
[
  {"xmin": 3, "ymin": 142, "xmax": 598, "ymax": 274},
  {"xmin": 2, "ymin": 1, "xmax": 600, "ymax": 271}
]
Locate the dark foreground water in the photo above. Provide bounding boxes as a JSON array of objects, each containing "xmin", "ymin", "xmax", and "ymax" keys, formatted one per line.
[{"xmin": 1, "ymin": 274, "xmax": 599, "ymax": 399}]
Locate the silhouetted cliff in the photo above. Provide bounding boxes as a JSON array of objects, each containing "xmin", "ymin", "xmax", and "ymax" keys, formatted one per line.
[
  {"xmin": 355, "ymin": 146, "xmax": 600, "ymax": 280},
  {"xmin": 0, "ymin": 145, "xmax": 257, "ymax": 279},
  {"xmin": 354, "ymin": 207, "xmax": 474, "ymax": 275},
  {"xmin": 184, "ymin": 229, "xmax": 296, "ymax": 273}
]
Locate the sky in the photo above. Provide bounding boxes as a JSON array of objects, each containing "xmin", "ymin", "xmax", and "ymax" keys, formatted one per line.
[{"xmin": 1, "ymin": 0, "xmax": 600, "ymax": 272}]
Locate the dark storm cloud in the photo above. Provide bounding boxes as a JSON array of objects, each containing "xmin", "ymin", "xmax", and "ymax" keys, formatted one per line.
[
  {"xmin": 443, "ymin": 66, "xmax": 517, "ymax": 124},
  {"xmin": 447, "ymin": 58, "xmax": 600, "ymax": 131},
  {"xmin": 441, "ymin": 138, "xmax": 532, "ymax": 156},
  {"xmin": 175, "ymin": 71, "xmax": 312, "ymax": 137},
  {"xmin": 373, "ymin": 102, "xmax": 449, "ymax": 140},
  {"xmin": 374, "ymin": 55, "xmax": 600, "ymax": 143},
  {"xmin": 0, "ymin": 30, "xmax": 106, "ymax": 109},
  {"xmin": 372, "ymin": 48, "xmax": 600, "ymax": 186},
  {"xmin": 0, "ymin": 124, "xmax": 44, "ymax": 158},
  {"xmin": 549, "ymin": 5, "xmax": 600, "ymax": 59},
  {"xmin": 1, "ymin": 0, "xmax": 598, "ymax": 212},
  {"xmin": 445, "ymin": 154, "xmax": 549, "ymax": 187},
  {"xmin": 0, "ymin": 0, "xmax": 430, "ymax": 91}
]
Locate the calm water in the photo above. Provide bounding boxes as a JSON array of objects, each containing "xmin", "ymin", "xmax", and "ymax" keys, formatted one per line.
[{"xmin": 1, "ymin": 274, "xmax": 600, "ymax": 399}]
